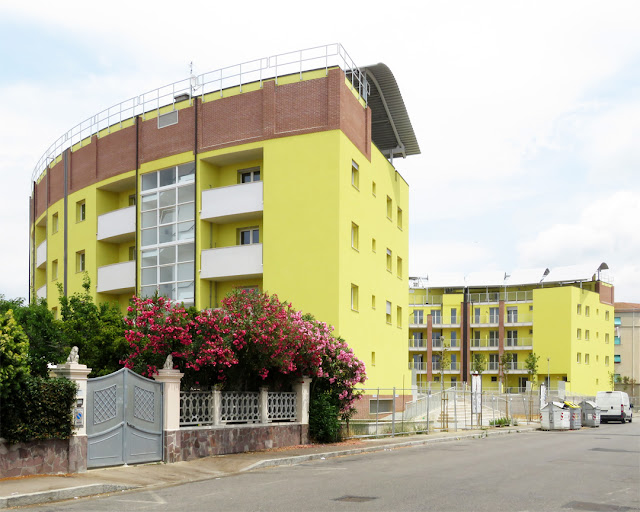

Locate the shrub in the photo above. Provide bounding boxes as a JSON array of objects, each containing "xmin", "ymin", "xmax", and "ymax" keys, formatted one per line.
[
  {"xmin": 0, "ymin": 309, "xmax": 30, "ymax": 400},
  {"xmin": 0, "ymin": 376, "xmax": 77, "ymax": 444},
  {"xmin": 309, "ymin": 392, "xmax": 342, "ymax": 443}
]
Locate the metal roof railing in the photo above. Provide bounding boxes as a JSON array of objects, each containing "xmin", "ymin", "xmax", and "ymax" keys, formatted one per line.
[{"xmin": 31, "ymin": 43, "xmax": 369, "ymax": 184}]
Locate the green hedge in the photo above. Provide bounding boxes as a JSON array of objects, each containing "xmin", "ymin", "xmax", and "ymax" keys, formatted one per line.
[
  {"xmin": 0, "ymin": 376, "xmax": 77, "ymax": 444},
  {"xmin": 309, "ymin": 392, "xmax": 342, "ymax": 443}
]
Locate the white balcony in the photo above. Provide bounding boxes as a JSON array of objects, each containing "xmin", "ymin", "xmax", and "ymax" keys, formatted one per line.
[
  {"xmin": 97, "ymin": 261, "xmax": 135, "ymax": 294},
  {"xmin": 97, "ymin": 206, "xmax": 135, "ymax": 243},
  {"xmin": 201, "ymin": 181, "xmax": 263, "ymax": 223},
  {"xmin": 201, "ymin": 244, "xmax": 263, "ymax": 281},
  {"xmin": 36, "ymin": 240, "xmax": 47, "ymax": 268},
  {"xmin": 36, "ymin": 284, "xmax": 47, "ymax": 299}
]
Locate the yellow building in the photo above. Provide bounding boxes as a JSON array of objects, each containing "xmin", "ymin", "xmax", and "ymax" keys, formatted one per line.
[
  {"xmin": 408, "ymin": 264, "xmax": 615, "ymax": 396},
  {"xmin": 28, "ymin": 45, "xmax": 418, "ymax": 390}
]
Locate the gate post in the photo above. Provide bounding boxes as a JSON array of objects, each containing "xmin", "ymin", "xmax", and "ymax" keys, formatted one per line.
[
  {"xmin": 154, "ymin": 369, "xmax": 184, "ymax": 463},
  {"xmin": 292, "ymin": 377, "xmax": 312, "ymax": 445},
  {"xmin": 51, "ymin": 361, "xmax": 91, "ymax": 473}
]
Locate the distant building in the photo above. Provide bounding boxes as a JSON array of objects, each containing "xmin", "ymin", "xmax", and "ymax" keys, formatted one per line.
[
  {"xmin": 28, "ymin": 44, "xmax": 420, "ymax": 390},
  {"xmin": 408, "ymin": 263, "xmax": 614, "ymax": 396},
  {"xmin": 613, "ymin": 302, "xmax": 640, "ymax": 387}
]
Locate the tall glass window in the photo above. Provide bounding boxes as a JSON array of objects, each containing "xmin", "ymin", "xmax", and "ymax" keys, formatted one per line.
[{"xmin": 140, "ymin": 162, "xmax": 195, "ymax": 306}]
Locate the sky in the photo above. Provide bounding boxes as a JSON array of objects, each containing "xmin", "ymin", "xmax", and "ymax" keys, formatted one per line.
[{"xmin": 1, "ymin": 0, "xmax": 639, "ymax": 302}]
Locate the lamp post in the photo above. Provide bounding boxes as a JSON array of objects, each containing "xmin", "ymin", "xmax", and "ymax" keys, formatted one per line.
[{"xmin": 547, "ymin": 357, "xmax": 550, "ymax": 391}]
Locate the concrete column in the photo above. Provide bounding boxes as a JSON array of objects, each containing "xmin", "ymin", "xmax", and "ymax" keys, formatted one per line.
[
  {"xmin": 293, "ymin": 377, "xmax": 312, "ymax": 424},
  {"xmin": 260, "ymin": 387, "xmax": 269, "ymax": 424},
  {"xmin": 51, "ymin": 362, "xmax": 91, "ymax": 472},
  {"xmin": 212, "ymin": 389, "xmax": 221, "ymax": 425}
]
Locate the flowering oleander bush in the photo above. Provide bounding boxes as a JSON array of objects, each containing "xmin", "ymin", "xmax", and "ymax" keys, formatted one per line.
[{"xmin": 121, "ymin": 290, "xmax": 366, "ymax": 419}]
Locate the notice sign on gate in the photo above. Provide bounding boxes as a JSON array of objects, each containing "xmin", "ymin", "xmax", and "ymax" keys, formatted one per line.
[{"xmin": 471, "ymin": 372, "xmax": 482, "ymax": 414}]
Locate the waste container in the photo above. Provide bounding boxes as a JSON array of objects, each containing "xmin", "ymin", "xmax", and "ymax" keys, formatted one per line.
[
  {"xmin": 564, "ymin": 401, "xmax": 581, "ymax": 429},
  {"xmin": 541, "ymin": 401, "xmax": 570, "ymax": 430},
  {"xmin": 579, "ymin": 400, "xmax": 600, "ymax": 427}
]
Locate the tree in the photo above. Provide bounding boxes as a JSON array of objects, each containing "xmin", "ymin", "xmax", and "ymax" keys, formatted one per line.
[
  {"xmin": 0, "ymin": 310, "xmax": 30, "ymax": 400},
  {"xmin": 471, "ymin": 353, "xmax": 486, "ymax": 374},
  {"xmin": 499, "ymin": 352, "xmax": 514, "ymax": 420},
  {"xmin": 58, "ymin": 277, "xmax": 128, "ymax": 377},
  {"xmin": 524, "ymin": 353, "xmax": 540, "ymax": 421}
]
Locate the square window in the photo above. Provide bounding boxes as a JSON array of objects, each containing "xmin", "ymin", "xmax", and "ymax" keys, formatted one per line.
[
  {"xmin": 351, "ymin": 160, "xmax": 359, "ymax": 189},
  {"xmin": 386, "ymin": 301, "xmax": 392, "ymax": 324},
  {"xmin": 577, "ymin": 328, "xmax": 582, "ymax": 340},
  {"xmin": 577, "ymin": 352, "xmax": 581, "ymax": 364},
  {"xmin": 76, "ymin": 251, "xmax": 85, "ymax": 273},
  {"xmin": 351, "ymin": 222, "xmax": 359, "ymax": 250},
  {"xmin": 371, "ymin": 295, "xmax": 376, "ymax": 309},
  {"xmin": 372, "ymin": 238, "xmax": 376, "ymax": 253},
  {"xmin": 397, "ymin": 256, "xmax": 403, "ymax": 278},
  {"xmin": 351, "ymin": 284, "xmax": 359, "ymax": 311},
  {"xmin": 51, "ymin": 260, "xmax": 58, "ymax": 281},
  {"xmin": 605, "ymin": 311, "xmax": 610, "ymax": 321},
  {"xmin": 76, "ymin": 200, "xmax": 86, "ymax": 222},
  {"xmin": 585, "ymin": 330, "xmax": 590, "ymax": 341},
  {"xmin": 614, "ymin": 354, "xmax": 621, "ymax": 363},
  {"xmin": 577, "ymin": 304, "xmax": 581, "ymax": 315},
  {"xmin": 371, "ymin": 352, "xmax": 376, "ymax": 366},
  {"xmin": 239, "ymin": 228, "xmax": 259, "ymax": 245},
  {"xmin": 372, "ymin": 181, "xmax": 376, "ymax": 196},
  {"xmin": 386, "ymin": 196, "xmax": 392, "ymax": 219},
  {"xmin": 129, "ymin": 194, "xmax": 136, "ymax": 206},
  {"xmin": 585, "ymin": 306, "xmax": 590, "ymax": 317},
  {"xmin": 386, "ymin": 248, "xmax": 392, "ymax": 272},
  {"xmin": 397, "ymin": 207, "xmax": 403, "ymax": 229},
  {"xmin": 605, "ymin": 356, "xmax": 610, "ymax": 366},
  {"xmin": 397, "ymin": 306, "xmax": 402, "ymax": 328},
  {"xmin": 239, "ymin": 167, "xmax": 260, "ymax": 183},
  {"xmin": 585, "ymin": 354, "xmax": 590, "ymax": 365}
]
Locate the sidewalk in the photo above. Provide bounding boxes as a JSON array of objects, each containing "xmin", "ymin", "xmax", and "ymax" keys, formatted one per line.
[{"xmin": 0, "ymin": 425, "xmax": 538, "ymax": 508}]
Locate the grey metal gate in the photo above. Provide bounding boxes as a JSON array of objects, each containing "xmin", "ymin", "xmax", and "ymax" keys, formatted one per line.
[{"xmin": 87, "ymin": 368, "xmax": 163, "ymax": 468}]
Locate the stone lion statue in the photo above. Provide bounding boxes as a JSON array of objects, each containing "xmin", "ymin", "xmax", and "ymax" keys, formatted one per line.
[
  {"xmin": 163, "ymin": 353, "xmax": 173, "ymax": 370},
  {"xmin": 67, "ymin": 346, "xmax": 79, "ymax": 364}
]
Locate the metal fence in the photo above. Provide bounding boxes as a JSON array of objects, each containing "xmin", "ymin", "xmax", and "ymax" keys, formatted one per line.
[{"xmin": 344, "ymin": 386, "xmax": 544, "ymax": 439}]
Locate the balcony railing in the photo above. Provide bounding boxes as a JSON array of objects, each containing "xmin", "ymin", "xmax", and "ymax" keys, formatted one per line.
[
  {"xmin": 505, "ymin": 337, "xmax": 533, "ymax": 348},
  {"xmin": 408, "ymin": 362, "xmax": 427, "ymax": 371},
  {"xmin": 201, "ymin": 244, "xmax": 263, "ymax": 281},
  {"xmin": 408, "ymin": 339, "xmax": 427, "ymax": 349},
  {"xmin": 470, "ymin": 313, "xmax": 500, "ymax": 326},
  {"xmin": 201, "ymin": 181, "xmax": 263, "ymax": 223},
  {"xmin": 505, "ymin": 313, "xmax": 533, "ymax": 324},
  {"xmin": 96, "ymin": 261, "xmax": 135, "ymax": 294},
  {"xmin": 467, "ymin": 291, "xmax": 533, "ymax": 303},
  {"xmin": 97, "ymin": 206, "xmax": 135, "ymax": 243},
  {"xmin": 36, "ymin": 240, "xmax": 47, "ymax": 269},
  {"xmin": 33, "ymin": 44, "xmax": 368, "ymax": 184},
  {"xmin": 470, "ymin": 339, "xmax": 500, "ymax": 349},
  {"xmin": 408, "ymin": 295, "xmax": 443, "ymax": 306}
]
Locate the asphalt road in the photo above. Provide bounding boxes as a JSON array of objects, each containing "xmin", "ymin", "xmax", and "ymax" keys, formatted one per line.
[{"xmin": 25, "ymin": 422, "xmax": 640, "ymax": 512}]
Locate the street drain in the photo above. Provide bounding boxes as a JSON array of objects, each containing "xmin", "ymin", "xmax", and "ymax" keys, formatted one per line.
[
  {"xmin": 562, "ymin": 501, "xmax": 634, "ymax": 511},
  {"xmin": 334, "ymin": 496, "xmax": 378, "ymax": 503}
]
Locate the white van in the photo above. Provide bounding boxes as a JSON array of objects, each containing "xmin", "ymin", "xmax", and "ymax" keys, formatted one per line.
[{"xmin": 596, "ymin": 391, "xmax": 633, "ymax": 423}]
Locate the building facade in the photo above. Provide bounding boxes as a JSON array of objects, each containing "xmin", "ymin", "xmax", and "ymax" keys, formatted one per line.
[
  {"xmin": 613, "ymin": 302, "xmax": 640, "ymax": 386},
  {"xmin": 29, "ymin": 45, "xmax": 419, "ymax": 390},
  {"xmin": 408, "ymin": 264, "xmax": 615, "ymax": 396}
]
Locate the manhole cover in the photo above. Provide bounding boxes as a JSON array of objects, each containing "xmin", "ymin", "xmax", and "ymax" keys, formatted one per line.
[
  {"xmin": 563, "ymin": 501, "xmax": 634, "ymax": 511},
  {"xmin": 334, "ymin": 496, "xmax": 378, "ymax": 503}
]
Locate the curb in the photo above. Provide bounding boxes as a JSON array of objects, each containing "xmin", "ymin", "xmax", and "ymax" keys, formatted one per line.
[
  {"xmin": 0, "ymin": 483, "xmax": 137, "ymax": 509},
  {"xmin": 244, "ymin": 426, "xmax": 538, "ymax": 472}
]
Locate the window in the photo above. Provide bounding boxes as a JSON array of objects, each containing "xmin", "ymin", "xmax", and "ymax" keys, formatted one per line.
[
  {"xmin": 397, "ymin": 306, "xmax": 402, "ymax": 327},
  {"xmin": 371, "ymin": 352, "xmax": 376, "ymax": 366},
  {"xmin": 431, "ymin": 309, "xmax": 442, "ymax": 325},
  {"xmin": 351, "ymin": 284, "xmax": 359, "ymax": 311},
  {"xmin": 76, "ymin": 200, "xmax": 86, "ymax": 222},
  {"xmin": 577, "ymin": 304, "xmax": 582, "ymax": 315},
  {"xmin": 239, "ymin": 228, "xmax": 260, "ymax": 245},
  {"xmin": 369, "ymin": 399, "xmax": 393, "ymax": 414},
  {"xmin": 239, "ymin": 167, "xmax": 260, "ymax": 183},
  {"xmin": 507, "ymin": 331, "xmax": 518, "ymax": 346},
  {"xmin": 490, "ymin": 307, "xmax": 499, "ymax": 323},
  {"xmin": 450, "ymin": 331, "xmax": 458, "ymax": 347},
  {"xmin": 585, "ymin": 306, "xmax": 590, "ymax": 317},
  {"xmin": 577, "ymin": 328, "xmax": 582, "ymax": 340},
  {"xmin": 615, "ymin": 336, "xmax": 621, "ymax": 345},
  {"xmin": 386, "ymin": 248, "xmax": 392, "ymax": 272},
  {"xmin": 605, "ymin": 356, "xmax": 610, "ymax": 366},
  {"xmin": 397, "ymin": 207, "xmax": 403, "ymax": 229},
  {"xmin": 506, "ymin": 307, "xmax": 518, "ymax": 323},
  {"xmin": 386, "ymin": 196, "xmax": 392, "ymax": 219},
  {"xmin": 489, "ymin": 331, "xmax": 499, "ymax": 347},
  {"xmin": 451, "ymin": 308, "xmax": 457, "ymax": 324},
  {"xmin": 351, "ymin": 160, "xmax": 359, "ymax": 189},
  {"xmin": 585, "ymin": 354, "xmax": 590, "ymax": 365},
  {"xmin": 372, "ymin": 181, "xmax": 376, "ymax": 196},
  {"xmin": 129, "ymin": 246, "xmax": 136, "ymax": 261},
  {"xmin": 351, "ymin": 222, "xmax": 359, "ymax": 250},
  {"xmin": 371, "ymin": 295, "xmax": 376, "ymax": 309},
  {"xmin": 577, "ymin": 353, "xmax": 581, "ymax": 364},
  {"xmin": 386, "ymin": 301, "xmax": 392, "ymax": 324},
  {"xmin": 372, "ymin": 238, "xmax": 376, "ymax": 253},
  {"xmin": 397, "ymin": 256, "xmax": 403, "ymax": 278},
  {"xmin": 605, "ymin": 333, "xmax": 610, "ymax": 343},
  {"xmin": 605, "ymin": 311, "xmax": 610, "ymax": 321},
  {"xmin": 139, "ymin": 163, "xmax": 196, "ymax": 306},
  {"xmin": 51, "ymin": 260, "xmax": 58, "ymax": 281},
  {"xmin": 413, "ymin": 310, "xmax": 424, "ymax": 324},
  {"xmin": 585, "ymin": 330, "xmax": 590, "ymax": 341},
  {"xmin": 474, "ymin": 308, "xmax": 480, "ymax": 323},
  {"xmin": 128, "ymin": 194, "xmax": 136, "ymax": 206},
  {"xmin": 76, "ymin": 251, "xmax": 85, "ymax": 273},
  {"xmin": 614, "ymin": 355, "xmax": 621, "ymax": 364},
  {"xmin": 51, "ymin": 213, "xmax": 59, "ymax": 234}
]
